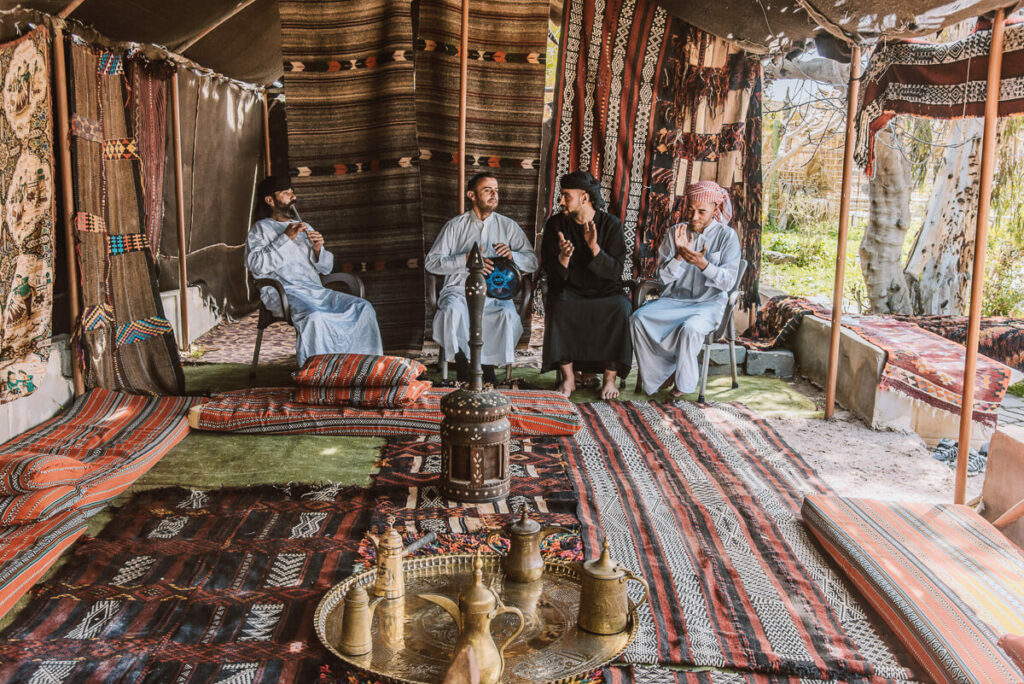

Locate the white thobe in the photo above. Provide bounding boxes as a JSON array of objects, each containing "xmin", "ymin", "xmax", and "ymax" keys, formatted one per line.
[
  {"xmin": 630, "ymin": 220, "xmax": 741, "ymax": 394},
  {"xmin": 425, "ymin": 211, "xmax": 538, "ymax": 366},
  {"xmin": 246, "ymin": 218, "xmax": 383, "ymax": 366}
]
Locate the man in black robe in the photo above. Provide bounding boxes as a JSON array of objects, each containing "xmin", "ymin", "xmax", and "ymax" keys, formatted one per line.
[{"xmin": 541, "ymin": 170, "xmax": 632, "ymax": 399}]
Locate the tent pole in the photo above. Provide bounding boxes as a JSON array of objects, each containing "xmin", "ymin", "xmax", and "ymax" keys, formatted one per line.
[
  {"xmin": 176, "ymin": 0, "xmax": 261, "ymax": 52},
  {"xmin": 458, "ymin": 0, "xmax": 469, "ymax": 213},
  {"xmin": 58, "ymin": 0, "xmax": 87, "ymax": 18},
  {"xmin": 262, "ymin": 94, "xmax": 271, "ymax": 176},
  {"xmin": 52, "ymin": 26, "xmax": 85, "ymax": 396},
  {"xmin": 170, "ymin": 72, "xmax": 190, "ymax": 353},
  {"xmin": 824, "ymin": 43, "xmax": 861, "ymax": 419},
  {"xmin": 956, "ymin": 7, "xmax": 1006, "ymax": 505}
]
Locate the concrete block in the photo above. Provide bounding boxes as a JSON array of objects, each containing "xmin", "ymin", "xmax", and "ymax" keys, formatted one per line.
[
  {"xmin": 745, "ymin": 349, "xmax": 794, "ymax": 378},
  {"xmin": 704, "ymin": 342, "xmax": 745, "ymax": 366},
  {"xmin": 982, "ymin": 426, "xmax": 1024, "ymax": 549}
]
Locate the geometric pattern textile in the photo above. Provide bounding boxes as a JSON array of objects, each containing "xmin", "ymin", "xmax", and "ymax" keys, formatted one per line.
[
  {"xmin": 893, "ymin": 314, "xmax": 1024, "ymax": 373},
  {"xmin": 544, "ymin": 1, "xmax": 762, "ymax": 307},
  {"xmin": 415, "ymin": 0, "xmax": 548, "ymax": 250},
  {"xmin": 67, "ymin": 38, "xmax": 183, "ymax": 395},
  {"xmin": 0, "ymin": 509, "xmax": 86, "ymax": 620},
  {"xmin": 292, "ymin": 352, "xmax": 426, "ymax": 388},
  {"xmin": 0, "ymin": 484, "xmax": 375, "ymax": 683},
  {"xmin": 189, "ymin": 311, "xmax": 296, "ymax": 366},
  {"xmin": 0, "ymin": 28, "xmax": 56, "ymax": 405},
  {"xmin": 563, "ymin": 400, "xmax": 918, "ymax": 680},
  {"xmin": 280, "ymin": 0, "xmax": 424, "ymax": 352},
  {"xmin": 803, "ymin": 496, "xmax": 1024, "ymax": 684},
  {"xmin": 856, "ymin": 19, "xmax": 1024, "ymax": 176}
]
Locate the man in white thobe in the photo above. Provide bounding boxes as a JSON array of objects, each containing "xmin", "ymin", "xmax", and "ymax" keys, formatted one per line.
[
  {"xmin": 631, "ymin": 181, "xmax": 741, "ymax": 396},
  {"xmin": 425, "ymin": 172, "xmax": 538, "ymax": 383},
  {"xmin": 246, "ymin": 175, "xmax": 382, "ymax": 367}
]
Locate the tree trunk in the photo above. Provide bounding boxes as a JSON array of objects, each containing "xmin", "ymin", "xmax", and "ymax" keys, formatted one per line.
[
  {"xmin": 859, "ymin": 129, "xmax": 914, "ymax": 313},
  {"xmin": 904, "ymin": 118, "xmax": 984, "ymax": 315}
]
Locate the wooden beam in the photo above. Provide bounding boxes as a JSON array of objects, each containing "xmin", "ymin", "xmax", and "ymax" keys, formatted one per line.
[
  {"xmin": 262, "ymin": 94, "xmax": 271, "ymax": 176},
  {"xmin": 176, "ymin": 0, "xmax": 261, "ymax": 53},
  {"xmin": 458, "ymin": 0, "xmax": 469, "ymax": 213},
  {"xmin": 824, "ymin": 43, "xmax": 860, "ymax": 419},
  {"xmin": 956, "ymin": 7, "xmax": 1006, "ymax": 505},
  {"xmin": 52, "ymin": 26, "xmax": 85, "ymax": 395},
  {"xmin": 171, "ymin": 72, "xmax": 191, "ymax": 353},
  {"xmin": 58, "ymin": 0, "xmax": 88, "ymax": 18},
  {"xmin": 994, "ymin": 497, "xmax": 1024, "ymax": 529}
]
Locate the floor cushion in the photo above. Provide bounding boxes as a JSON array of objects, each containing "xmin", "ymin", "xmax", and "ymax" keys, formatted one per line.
[
  {"xmin": 0, "ymin": 453, "xmax": 88, "ymax": 495},
  {"xmin": 189, "ymin": 387, "xmax": 582, "ymax": 438},
  {"xmin": 292, "ymin": 353, "xmax": 426, "ymax": 387},
  {"xmin": 294, "ymin": 379, "xmax": 431, "ymax": 408},
  {"xmin": 0, "ymin": 510, "xmax": 86, "ymax": 617},
  {"xmin": 0, "ymin": 487, "xmax": 79, "ymax": 526},
  {"xmin": 802, "ymin": 496, "xmax": 1024, "ymax": 684}
]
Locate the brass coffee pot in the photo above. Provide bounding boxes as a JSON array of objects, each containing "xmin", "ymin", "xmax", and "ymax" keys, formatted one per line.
[
  {"xmin": 420, "ymin": 552, "xmax": 525, "ymax": 684},
  {"xmin": 574, "ymin": 539, "xmax": 649, "ymax": 635},
  {"xmin": 366, "ymin": 521, "xmax": 436, "ymax": 600},
  {"xmin": 337, "ymin": 584, "xmax": 381, "ymax": 656},
  {"xmin": 489, "ymin": 507, "xmax": 570, "ymax": 583}
]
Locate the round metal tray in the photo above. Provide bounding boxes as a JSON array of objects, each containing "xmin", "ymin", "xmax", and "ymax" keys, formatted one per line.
[{"xmin": 315, "ymin": 553, "xmax": 638, "ymax": 683}]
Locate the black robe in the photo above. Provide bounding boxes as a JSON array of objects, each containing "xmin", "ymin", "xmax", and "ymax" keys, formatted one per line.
[{"xmin": 540, "ymin": 211, "xmax": 632, "ymax": 375}]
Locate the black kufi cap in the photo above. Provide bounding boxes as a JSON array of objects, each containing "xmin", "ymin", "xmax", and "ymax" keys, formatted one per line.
[
  {"xmin": 257, "ymin": 175, "xmax": 292, "ymax": 199},
  {"xmin": 559, "ymin": 170, "xmax": 605, "ymax": 209}
]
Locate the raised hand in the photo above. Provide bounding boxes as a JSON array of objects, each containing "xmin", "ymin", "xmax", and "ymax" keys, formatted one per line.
[
  {"xmin": 557, "ymin": 231, "xmax": 574, "ymax": 267},
  {"xmin": 673, "ymin": 223, "xmax": 688, "ymax": 259},
  {"xmin": 583, "ymin": 220, "xmax": 599, "ymax": 255},
  {"xmin": 679, "ymin": 243, "xmax": 708, "ymax": 270},
  {"xmin": 284, "ymin": 222, "xmax": 306, "ymax": 239},
  {"xmin": 306, "ymin": 229, "xmax": 325, "ymax": 255}
]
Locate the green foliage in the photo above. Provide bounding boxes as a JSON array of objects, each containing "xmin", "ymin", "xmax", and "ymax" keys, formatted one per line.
[
  {"xmin": 1007, "ymin": 380, "xmax": 1024, "ymax": 399},
  {"xmin": 760, "ymin": 217, "xmax": 866, "ymax": 308},
  {"xmin": 983, "ymin": 118, "xmax": 1024, "ymax": 316}
]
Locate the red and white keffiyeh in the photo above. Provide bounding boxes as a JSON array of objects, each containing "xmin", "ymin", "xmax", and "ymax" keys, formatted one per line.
[{"xmin": 685, "ymin": 181, "xmax": 732, "ymax": 224}]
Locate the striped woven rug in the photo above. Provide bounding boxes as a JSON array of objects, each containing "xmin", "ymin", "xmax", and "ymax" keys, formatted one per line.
[
  {"xmin": 565, "ymin": 401, "xmax": 919, "ymax": 681},
  {"xmin": 280, "ymin": 0, "xmax": 425, "ymax": 352}
]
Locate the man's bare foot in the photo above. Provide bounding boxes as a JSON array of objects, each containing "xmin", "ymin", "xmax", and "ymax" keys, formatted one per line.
[
  {"xmin": 600, "ymin": 378, "xmax": 620, "ymax": 400},
  {"xmin": 668, "ymin": 387, "xmax": 686, "ymax": 398},
  {"xmin": 556, "ymin": 376, "xmax": 576, "ymax": 398}
]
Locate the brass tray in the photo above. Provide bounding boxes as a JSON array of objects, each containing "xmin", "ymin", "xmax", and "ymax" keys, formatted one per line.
[{"xmin": 314, "ymin": 553, "xmax": 639, "ymax": 683}]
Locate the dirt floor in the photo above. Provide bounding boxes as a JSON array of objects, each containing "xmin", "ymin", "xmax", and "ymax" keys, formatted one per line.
[{"xmin": 769, "ymin": 377, "xmax": 985, "ymax": 504}]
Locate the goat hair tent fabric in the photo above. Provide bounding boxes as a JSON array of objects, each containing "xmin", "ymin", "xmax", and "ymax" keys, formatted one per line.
[
  {"xmin": 280, "ymin": 0, "xmax": 425, "ymax": 352},
  {"xmin": 0, "ymin": 28, "xmax": 55, "ymax": 405},
  {"xmin": 545, "ymin": 0, "xmax": 762, "ymax": 305},
  {"xmin": 68, "ymin": 38, "xmax": 184, "ymax": 395},
  {"xmin": 856, "ymin": 19, "xmax": 1024, "ymax": 176},
  {"xmin": 415, "ymin": 0, "xmax": 549, "ymax": 247}
]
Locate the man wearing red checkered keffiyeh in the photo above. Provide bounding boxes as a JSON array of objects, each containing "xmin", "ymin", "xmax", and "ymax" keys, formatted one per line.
[{"xmin": 630, "ymin": 181, "xmax": 742, "ymax": 397}]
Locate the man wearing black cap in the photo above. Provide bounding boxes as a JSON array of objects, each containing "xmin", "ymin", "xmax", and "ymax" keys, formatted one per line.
[
  {"xmin": 540, "ymin": 170, "xmax": 632, "ymax": 399},
  {"xmin": 246, "ymin": 176, "xmax": 382, "ymax": 366}
]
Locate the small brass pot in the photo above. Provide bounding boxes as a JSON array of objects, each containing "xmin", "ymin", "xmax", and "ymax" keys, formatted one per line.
[
  {"xmin": 489, "ymin": 507, "xmax": 570, "ymax": 583},
  {"xmin": 574, "ymin": 539, "xmax": 649, "ymax": 635}
]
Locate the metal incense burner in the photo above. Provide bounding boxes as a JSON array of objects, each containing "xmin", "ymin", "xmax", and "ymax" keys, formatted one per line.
[{"xmin": 440, "ymin": 243, "xmax": 512, "ymax": 503}]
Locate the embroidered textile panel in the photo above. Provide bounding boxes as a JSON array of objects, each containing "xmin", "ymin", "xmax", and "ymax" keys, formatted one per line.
[
  {"xmin": 68, "ymin": 40, "xmax": 184, "ymax": 395},
  {"xmin": 415, "ymin": 0, "xmax": 548, "ymax": 247},
  {"xmin": 280, "ymin": 0, "xmax": 425, "ymax": 352},
  {"xmin": 0, "ymin": 28, "xmax": 56, "ymax": 405}
]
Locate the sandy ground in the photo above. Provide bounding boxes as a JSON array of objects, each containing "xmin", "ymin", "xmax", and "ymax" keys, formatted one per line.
[{"xmin": 769, "ymin": 378, "xmax": 985, "ymax": 504}]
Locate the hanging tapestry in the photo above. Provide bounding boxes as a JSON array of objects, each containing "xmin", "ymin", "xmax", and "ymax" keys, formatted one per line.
[
  {"xmin": 856, "ymin": 19, "xmax": 1024, "ymax": 176},
  {"xmin": 544, "ymin": 1, "xmax": 762, "ymax": 307},
  {"xmin": 68, "ymin": 39, "xmax": 184, "ymax": 395},
  {"xmin": 416, "ymin": 0, "xmax": 548, "ymax": 248},
  {"xmin": 280, "ymin": 0, "xmax": 425, "ymax": 352},
  {"xmin": 0, "ymin": 28, "xmax": 55, "ymax": 404},
  {"xmin": 127, "ymin": 58, "xmax": 170, "ymax": 253}
]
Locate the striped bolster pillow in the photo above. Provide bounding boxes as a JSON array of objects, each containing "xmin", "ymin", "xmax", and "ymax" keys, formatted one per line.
[
  {"xmin": 0, "ymin": 486, "xmax": 79, "ymax": 526},
  {"xmin": 294, "ymin": 380, "xmax": 431, "ymax": 408},
  {"xmin": 0, "ymin": 454, "xmax": 89, "ymax": 495},
  {"xmin": 293, "ymin": 354, "xmax": 427, "ymax": 388}
]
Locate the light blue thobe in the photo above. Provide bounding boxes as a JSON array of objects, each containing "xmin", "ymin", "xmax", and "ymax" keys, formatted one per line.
[
  {"xmin": 246, "ymin": 218, "xmax": 382, "ymax": 366},
  {"xmin": 630, "ymin": 220, "xmax": 741, "ymax": 394},
  {"xmin": 425, "ymin": 211, "xmax": 538, "ymax": 366}
]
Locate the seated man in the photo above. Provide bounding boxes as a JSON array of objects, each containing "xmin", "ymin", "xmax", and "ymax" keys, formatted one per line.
[
  {"xmin": 246, "ymin": 175, "xmax": 382, "ymax": 366},
  {"xmin": 425, "ymin": 171, "xmax": 538, "ymax": 384},
  {"xmin": 631, "ymin": 181, "xmax": 741, "ymax": 397},
  {"xmin": 541, "ymin": 170, "xmax": 632, "ymax": 400}
]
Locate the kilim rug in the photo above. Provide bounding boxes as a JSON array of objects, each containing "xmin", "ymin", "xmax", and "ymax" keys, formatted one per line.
[
  {"xmin": 280, "ymin": 0, "xmax": 425, "ymax": 353},
  {"xmin": 67, "ymin": 38, "xmax": 184, "ymax": 395},
  {"xmin": 606, "ymin": 665, "xmax": 852, "ymax": 683},
  {"xmin": 189, "ymin": 311, "xmax": 296, "ymax": 366},
  {"xmin": 564, "ymin": 400, "xmax": 919, "ymax": 680},
  {"xmin": 0, "ymin": 27, "xmax": 56, "ymax": 404},
  {"xmin": 416, "ymin": 0, "xmax": 548, "ymax": 247},
  {"xmin": 545, "ymin": 1, "xmax": 762, "ymax": 305},
  {"xmin": 741, "ymin": 296, "xmax": 1013, "ymax": 426},
  {"xmin": 0, "ymin": 484, "xmax": 375, "ymax": 682},
  {"xmin": 893, "ymin": 314, "xmax": 1024, "ymax": 373}
]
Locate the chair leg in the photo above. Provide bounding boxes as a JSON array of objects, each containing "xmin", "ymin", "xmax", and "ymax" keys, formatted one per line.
[
  {"xmin": 440, "ymin": 347, "xmax": 448, "ymax": 381},
  {"xmin": 506, "ymin": 364, "xmax": 513, "ymax": 383},
  {"xmin": 250, "ymin": 327, "xmax": 265, "ymax": 378},
  {"xmin": 697, "ymin": 340, "xmax": 712, "ymax": 403},
  {"xmin": 635, "ymin": 367, "xmax": 644, "ymax": 394},
  {"xmin": 728, "ymin": 329, "xmax": 739, "ymax": 390}
]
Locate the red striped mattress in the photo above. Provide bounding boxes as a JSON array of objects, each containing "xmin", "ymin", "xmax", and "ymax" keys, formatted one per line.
[
  {"xmin": 190, "ymin": 387, "xmax": 582, "ymax": 437},
  {"xmin": 802, "ymin": 496, "xmax": 1024, "ymax": 684},
  {"xmin": 0, "ymin": 510, "xmax": 86, "ymax": 617}
]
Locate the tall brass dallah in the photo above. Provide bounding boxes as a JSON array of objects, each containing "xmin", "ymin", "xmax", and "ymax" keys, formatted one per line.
[
  {"xmin": 575, "ymin": 539, "xmax": 650, "ymax": 635},
  {"xmin": 440, "ymin": 243, "xmax": 512, "ymax": 502}
]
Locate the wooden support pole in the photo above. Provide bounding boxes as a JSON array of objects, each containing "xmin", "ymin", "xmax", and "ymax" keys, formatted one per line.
[
  {"xmin": 262, "ymin": 94, "xmax": 271, "ymax": 176},
  {"xmin": 170, "ymin": 72, "xmax": 190, "ymax": 353},
  {"xmin": 52, "ymin": 26, "xmax": 85, "ymax": 396},
  {"xmin": 994, "ymin": 497, "xmax": 1024, "ymax": 529},
  {"xmin": 458, "ymin": 0, "xmax": 469, "ymax": 213},
  {"xmin": 58, "ymin": 0, "xmax": 88, "ymax": 18},
  {"xmin": 824, "ymin": 43, "xmax": 861, "ymax": 419},
  {"xmin": 956, "ymin": 7, "xmax": 1006, "ymax": 505},
  {"xmin": 176, "ymin": 0, "xmax": 261, "ymax": 52}
]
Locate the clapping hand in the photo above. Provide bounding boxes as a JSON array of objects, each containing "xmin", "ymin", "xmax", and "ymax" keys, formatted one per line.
[
  {"xmin": 583, "ymin": 220, "xmax": 599, "ymax": 255},
  {"xmin": 557, "ymin": 232, "xmax": 574, "ymax": 267}
]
